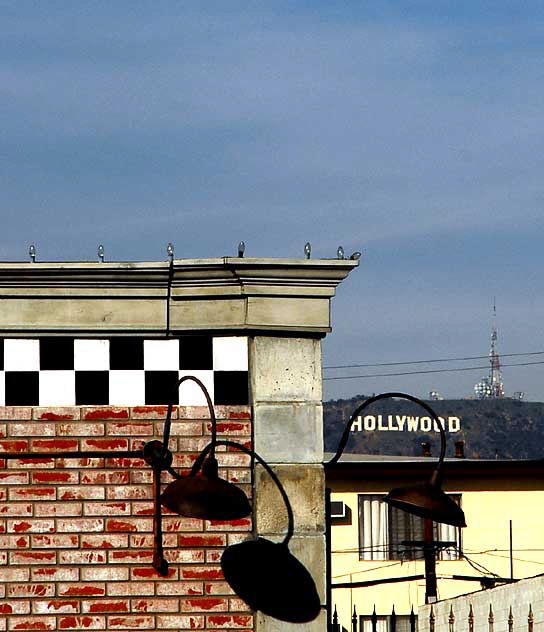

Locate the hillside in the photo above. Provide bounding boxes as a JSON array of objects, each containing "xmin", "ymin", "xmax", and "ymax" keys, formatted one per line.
[{"xmin": 323, "ymin": 396, "xmax": 544, "ymax": 459}]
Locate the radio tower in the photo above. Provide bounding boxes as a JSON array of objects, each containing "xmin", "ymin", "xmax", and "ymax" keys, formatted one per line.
[{"xmin": 474, "ymin": 300, "xmax": 505, "ymax": 399}]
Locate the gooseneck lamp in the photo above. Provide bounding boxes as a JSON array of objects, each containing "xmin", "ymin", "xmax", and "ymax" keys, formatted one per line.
[{"xmin": 328, "ymin": 392, "xmax": 466, "ymax": 528}]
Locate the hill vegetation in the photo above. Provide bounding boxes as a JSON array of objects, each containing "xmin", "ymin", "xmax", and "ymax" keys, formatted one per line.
[{"xmin": 324, "ymin": 395, "xmax": 544, "ymax": 459}]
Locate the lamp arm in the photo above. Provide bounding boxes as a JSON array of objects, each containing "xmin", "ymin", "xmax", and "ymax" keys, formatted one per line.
[
  {"xmin": 327, "ymin": 392, "xmax": 446, "ymax": 480},
  {"xmin": 188, "ymin": 439, "xmax": 295, "ymax": 547},
  {"xmin": 161, "ymin": 375, "xmax": 217, "ymax": 459}
]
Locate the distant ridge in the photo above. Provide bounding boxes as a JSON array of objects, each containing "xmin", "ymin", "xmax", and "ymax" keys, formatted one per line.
[{"xmin": 323, "ymin": 396, "xmax": 544, "ymax": 460}]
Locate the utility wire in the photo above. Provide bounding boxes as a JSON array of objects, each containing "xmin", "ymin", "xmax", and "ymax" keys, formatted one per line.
[
  {"xmin": 324, "ymin": 350, "xmax": 544, "ymax": 370},
  {"xmin": 323, "ymin": 360, "xmax": 544, "ymax": 381}
]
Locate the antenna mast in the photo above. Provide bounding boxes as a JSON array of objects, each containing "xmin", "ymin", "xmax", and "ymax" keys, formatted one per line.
[{"xmin": 474, "ymin": 300, "xmax": 504, "ymax": 399}]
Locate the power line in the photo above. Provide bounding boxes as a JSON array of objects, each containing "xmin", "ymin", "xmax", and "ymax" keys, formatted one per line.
[
  {"xmin": 323, "ymin": 350, "xmax": 544, "ymax": 371},
  {"xmin": 323, "ymin": 360, "xmax": 544, "ymax": 382}
]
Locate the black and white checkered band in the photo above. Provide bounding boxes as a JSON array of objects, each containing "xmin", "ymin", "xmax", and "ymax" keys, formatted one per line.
[{"xmin": 0, "ymin": 336, "xmax": 248, "ymax": 407}]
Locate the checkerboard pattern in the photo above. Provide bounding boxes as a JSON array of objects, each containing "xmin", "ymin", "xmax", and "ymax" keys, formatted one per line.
[{"xmin": 0, "ymin": 336, "xmax": 249, "ymax": 406}]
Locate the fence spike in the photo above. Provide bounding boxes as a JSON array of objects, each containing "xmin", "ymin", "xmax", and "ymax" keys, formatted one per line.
[
  {"xmin": 508, "ymin": 606, "xmax": 513, "ymax": 632},
  {"xmin": 352, "ymin": 605, "xmax": 357, "ymax": 632},
  {"xmin": 528, "ymin": 604, "xmax": 534, "ymax": 632},
  {"xmin": 449, "ymin": 606, "xmax": 455, "ymax": 632},
  {"xmin": 371, "ymin": 606, "xmax": 378, "ymax": 632},
  {"xmin": 488, "ymin": 604, "xmax": 494, "ymax": 632},
  {"xmin": 390, "ymin": 604, "xmax": 397, "ymax": 632},
  {"xmin": 468, "ymin": 604, "xmax": 474, "ymax": 632},
  {"xmin": 430, "ymin": 604, "xmax": 435, "ymax": 632},
  {"xmin": 409, "ymin": 606, "xmax": 416, "ymax": 632}
]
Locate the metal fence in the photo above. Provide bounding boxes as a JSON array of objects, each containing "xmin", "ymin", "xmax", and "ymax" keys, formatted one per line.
[
  {"xmin": 426, "ymin": 603, "xmax": 534, "ymax": 632},
  {"xmin": 330, "ymin": 605, "xmax": 417, "ymax": 632}
]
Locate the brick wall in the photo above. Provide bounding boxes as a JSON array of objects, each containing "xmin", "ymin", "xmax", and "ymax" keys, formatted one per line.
[{"xmin": 0, "ymin": 404, "xmax": 254, "ymax": 632}]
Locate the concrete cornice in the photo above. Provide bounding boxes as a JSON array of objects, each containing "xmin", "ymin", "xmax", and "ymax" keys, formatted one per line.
[{"xmin": 0, "ymin": 258, "xmax": 358, "ymax": 334}]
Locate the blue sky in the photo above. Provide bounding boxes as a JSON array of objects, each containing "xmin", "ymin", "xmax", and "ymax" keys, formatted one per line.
[{"xmin": 2, "ymin": 2, "xmax": 543, "ymax": 401}]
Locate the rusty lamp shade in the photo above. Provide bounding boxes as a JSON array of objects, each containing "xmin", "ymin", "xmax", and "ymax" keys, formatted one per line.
[
  {"xmin": 384, "ymin": 476, "xmax": 466, "ymax": 528},
  {"xmin": 221, "ymin": 537, "xmax": 321, "ymax": 623},
  {"xmin": 160, "ymin": 455, "xmax": 251, "ymax": 521}
]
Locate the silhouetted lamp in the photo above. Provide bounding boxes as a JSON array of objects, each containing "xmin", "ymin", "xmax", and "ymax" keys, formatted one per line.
[
  {"xmin": 158, "ymin": 376, "xmax": 251, "ymax": 521},
  {"xmin": 328, "ymin": 392, "xmax": 466, "ymax": 528}
]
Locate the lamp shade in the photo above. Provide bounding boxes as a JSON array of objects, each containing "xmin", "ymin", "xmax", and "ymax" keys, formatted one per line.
[
  {"xmin": 384, "ymin": 483, "xmax": 466, "ymax": 528},
  {"xmin": 221, "ymin": 538, "xmax": 321, "ymax": 623},
  {"xmin": 160, "ymin": 457, "xmax": 251, "ymax": 521}
]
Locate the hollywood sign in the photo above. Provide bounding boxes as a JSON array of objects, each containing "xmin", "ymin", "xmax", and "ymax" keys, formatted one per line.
[{"xmin": 351, "ymin": 414, "xmax": 461, "ymax": 433}]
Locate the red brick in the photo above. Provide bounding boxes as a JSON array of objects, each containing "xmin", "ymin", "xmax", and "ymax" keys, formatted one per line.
[
  {"xmin": 156, "ymin": 582, "xmax": 203, "ymax": 596},
  {"xmin": 228, "ymin": 409, "xmax": 251, "ymax": 420},
  {"xmin": 106, "ymin": 485, "xmax": 152, "ymax": 500},
  {"xmin": 215, "ymin": 453, "xmax": 251, "ymax": 467},
  {"xmin": 228, "ymin": 599, "xmax": 252, "ymax": 612},
  {"xmin": 81, "ymin": 600, "xmax": 129, "ymax": 614},
  {"xmin": 55, "ymin": 457, "xmax": 105, "ymax": 469},
  {"xmin": 178, "ymin": 534, "xmax": 226, "ymax": 548},
  {"xmin": 0, "ymin": 536, "xmax": 29, "ymax": 549},
  {"xmin": 57, "ymin": 584, "xmax": 105, "ymax": 598},
  {"xmin": 83, "ymin": 503, "xmax": 129, "ymax": 517},
  {"xmin": 83, "ymin": 407, "xmax": 129, "ymax": 421},
  {"xmin": 8, "ymin": 520, "xmax": 55, "ymax": 534},
  {"xmin": 30, "ymin": 535, "xmax": 79, "ymax": 549},
  {"xmin": 0, "ymin": 440, "xmax": 28, "ymax": 452},
  {"xmin": 31, "ymin": 439, "xmax": 78, "ymax": 452},
  {"xmin": 81, "ymin": 438, "xmax": 129, "ymax": 451},
  {"xmin": 207, "ymin": 422, "xmax": 251, "ymax": 435},
  {"xmin": 130, "ymin": 567, "xmax": 177, "ymax": 581},
  {"xmin": 206, "ymin": 550, "xmax": 223, "ymax": 563},
  {"xmin": 162, "ymin": 517, "xmax": 203, "ymax": 532},
  {"xmin": 32, "ymin": 600, "xmax": 79, "ymax": 614},
  {"xmin": 163, "ymin": 549, "xmax": 205, "ymax": 564},
  {"xmin": 0, "ymin": 407, "xmax": 32, "ymax": 420},
  {"xmin": 108, "ymin": 550, "xmax": 153, "ymax": 564},
  {"xmin": 31, "ymin": 568, "xmax": 79, "ymax": 582},
  {"xmin": 106, "ymin": 422, "xmax": 154, "ymax": 435},
  {"xmin": 0, "ymin": 473, "xmax": 29, "ymax": 485},
  {"xmin": 35, "ymin": 504, "xmax": 82, "ymax": 517},
  {"xmin": 58, "ymin": 486, "xmax": 105, "ymax": 501},
  {"xmin": 56, "ymin": 518, "xmax": 104, "ymax": 532},
  {"xmin": 155, "ymin": 615, "xmax": 204, "ymax": 629},
  {"xmin": 227, "ymin": 469, "xmax": 251, "ymax": 484},
  {"xmin": 129, "ymin": 534, "xmax": 177, "ymax": 549},
  {"xmin": 9, "ymin": 551, "xmax": 56, "ymax": 565},
  {"xmin": 204, "ymin": 518, "xmax": 251, "ymax": 532},
  {"xmin": 33, "ymin": 407, "xmax": 80, "ymax": 421},
  {"xmin": 206, "ymin": 615, "xmax": 253, "ymax": 628},
  {"xmin": 58, "ymin": 615, "xmax": 106, "ymax": 629},
  {"xmin": 0, "ymin": 601, "xmax": 30, "ymax": 615},
  {"xmin": 58, "ymin": 550, "xmax": 106, "ymax": 565},
  {"xmin": 129, "ymin": 470, "xmax": 153, "ymax": 484},
  {"xmin": 31, "ymin": 471, "xmax": 78, "ymax": 484},
  {"xmin": 80, "ymin": 471, "xmax": 128, "ymax": 485},
  {"xmin": 181, "ymin": 598, "xmax": 228, "ymax": 612},
  {"xmin": 165, "ymin": 422, "xmax": 203, "ymax": 437},
  {"xmin": 107, "ymin": 583, "xmax": 154, "ymax": 597},
  {"xmin": 81, "ymin": 534, "xmax": 128, "ymax": 549},
  {"xmin": 8, "ymin": 615, "xmax": 57, "ymax": 630},
  {"xmin": 8, "ymin": 424, "xmax": 56, "ymax": 437},
  {"xmin": 0, "ymin": 504, "xmax": 32, "ymax": 517},
  {"xmin": 105, "ymin": 518, "xmax": 152, "ymax": 533},
  {"xmin": 131, "ymin": 599, "xmax": 179, "ymax": 613},
  {"xmin": 80, "ymin": 567, "xmax": 129, "ymax": 582},
  {"xmin": 8, "ymin": 488, "xmax": 55, "ymax": 502},
  {"xmin": 204, "ymin": 582, "xmax": 234, "ymax": 596},
  {"xmin": 107, "ymin": 615, "xmax": 154, "ymax": 629},
  {"xmin": 177, "ymin": 406, "xmax": 213, "ymax": 419},
  {"xmin": 7, "ymin": 584, "xmax": 52, "ymax": 598},
  {"xmin": 57, "ymin": 424, "xmax": 104, "ymax": 437},
  {"xmin": 130, "ymin": 405, "xmax": 177, "ymax": 420},
  {"xmin": 180, "ymin": 567, "xmax": 224, "ymax": 581},
  {"xmin": 8, "ymin": 458, "xmax": 54, "ymax": 468}
]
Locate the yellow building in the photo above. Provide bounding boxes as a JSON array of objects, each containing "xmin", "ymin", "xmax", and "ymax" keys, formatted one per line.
[{"xmin": 325, "ymin": 453, "xmax": 544, "ymax": 631}]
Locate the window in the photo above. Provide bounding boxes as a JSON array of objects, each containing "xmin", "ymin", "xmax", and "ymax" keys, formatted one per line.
[{"xmin": 358, "ymin": 494, "xmax": 461, "ymax": 561}]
